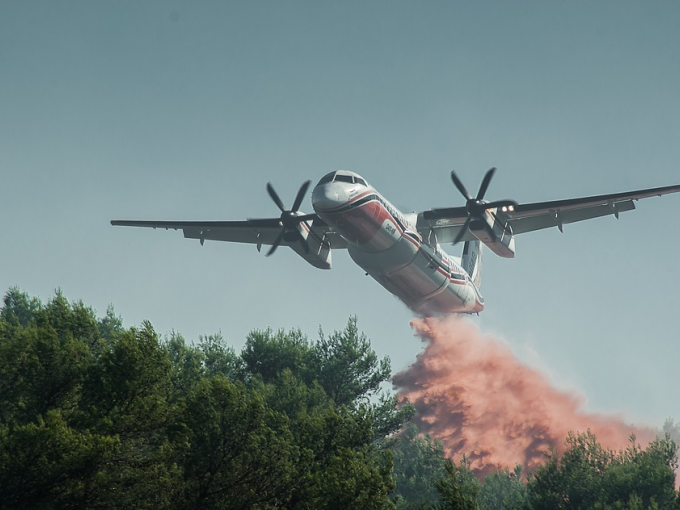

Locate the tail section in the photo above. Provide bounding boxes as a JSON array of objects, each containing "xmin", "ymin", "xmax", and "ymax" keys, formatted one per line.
[{"xmin": 462, "ymin": 240, "xmax": 482, "ymax": 289}]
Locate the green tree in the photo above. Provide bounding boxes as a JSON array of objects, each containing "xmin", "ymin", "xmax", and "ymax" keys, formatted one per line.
[
  {"xmin": 78, "ymin": 321, "xmax": 173, "ymax": 434},
  {"xmin": 165, "ymin": 331, "xmax": 205, "ymax": 398},
  {"xmin": 239, "ymin": 320, "xmax": 403, "ymax": 509},
  {"xmin": 179, "ymin": 375, "xmax": 299, "ymax": 509},
  {"xmin": 0, "ymin": 291, "xmax": 93, "ymax": 426},
  {"xmin": 314, "ymin": 316, "xmax": 391, "ymax": 406},
  {"xmin": 1, "ymin": 286, "xmax": 41, "ymax": 327},
  {"xmin": 662, "ymin": 419, "xmax": 680, "ymax": 452},
  {"xmin": 97, "ymin": 303, "xmax": 124, "ymax": 344},
  {"xmin": 392, "ymin": 423, "xmax": 447, "ymax": 509},
  {"xmin": 478, "ymin": 465, "xmax": 528, "ymax": 510},
  {"xmin": 0, "ymin": 288, "xmax": 415, "ymax": 510},
  {"xmin": 432, "ymin": 458, "xmax": 480, "ymax": 510},
  {"xmin": 241, "ymin": 327, "xmax": 314, "ymax": 384},
  {"xmin": 0, "ymin": 291, "xmax": 178, "ymax": 509},
  {"xmin": 0, "ymin": 409, "xmax": 117, "ymax": 509},
  {"xmin": 76, "ymin": 321, "xmax": 181, "ymax": 508},
  {"xmin": 528, "ymin": 431, "xmax": 679, "ymax": 510},
  {"xmin": 199, "ymin": 332, "xmax": 244, "ymax": 380}
]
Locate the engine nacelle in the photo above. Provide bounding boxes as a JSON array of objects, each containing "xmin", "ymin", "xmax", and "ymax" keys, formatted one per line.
[
  {"xmin": 469, "ymin": 211, "xmax": 515, "ymax": 258},
  {"xmin": 287, "ymin": 222, "xmax": 333, "ymax": 269}
]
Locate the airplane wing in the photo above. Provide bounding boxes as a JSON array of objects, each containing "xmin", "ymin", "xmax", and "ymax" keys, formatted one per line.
[
  {"xmin": 422, "ymin": 183, "xmax": 680, "ymax": 239},
  {"xmin": 110, "ymin": 217, "xmax": 348, "ymax": 249},
  {"xmin": 504, "ymin": 183, "xmax": 680, "ymax": 234}
]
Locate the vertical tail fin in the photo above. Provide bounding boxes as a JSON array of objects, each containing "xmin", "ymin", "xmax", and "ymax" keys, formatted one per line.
[{"xmin": 462, "ymin": 240, "xmax": 482, "ymax": 289}]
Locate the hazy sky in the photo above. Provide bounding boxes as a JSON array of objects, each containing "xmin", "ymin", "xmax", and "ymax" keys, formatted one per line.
[{"xmin": 2, "ymin": 1, "xmax": 679, "ymax": 427}]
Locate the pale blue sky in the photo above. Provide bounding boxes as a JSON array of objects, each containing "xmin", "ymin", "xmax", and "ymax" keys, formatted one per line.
[{"xmin": 1, "ymin": 1, "xmax": 679, "ymax": 426}]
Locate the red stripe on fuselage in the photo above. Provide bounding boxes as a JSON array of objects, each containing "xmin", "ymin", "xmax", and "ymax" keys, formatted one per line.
[{"xmin": 322, "ymin": 193, "xmax": 398, "ymax": 246}]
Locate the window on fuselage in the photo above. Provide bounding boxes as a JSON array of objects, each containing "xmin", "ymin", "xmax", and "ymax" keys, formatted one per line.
[
  {"xmin": 355, "ymin": 177, "xmax": 367, "ymax": 186},
  {"xmin": 317, "ymin": 172, "xmax": 336, "ymax": 186}
]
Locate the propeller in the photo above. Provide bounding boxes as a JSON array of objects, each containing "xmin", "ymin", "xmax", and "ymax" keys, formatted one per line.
[
  {"xmin": 450, "ymin": 167, "xmax": 518, "ymax": 245},
  {"xmin": 264, "ymin": 180, "xmax": 315, "ymax": 257}
]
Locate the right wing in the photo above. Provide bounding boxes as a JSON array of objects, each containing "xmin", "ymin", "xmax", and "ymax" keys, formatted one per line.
[
  {"xmin": 504, "ymin": 183, "xmax": 680, "ymax": 234},
  {"xmin": 421, "ymin": 183, "xmax": 680, "ymax": 238},
  {"xmin": 110, "ymin": 217, "xmax": 348, "ymax": 249}
]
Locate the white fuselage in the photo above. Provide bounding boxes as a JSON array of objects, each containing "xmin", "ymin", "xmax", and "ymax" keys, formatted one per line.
[{"xmin": 312, "ymin": 172, "xmax": 484, "ymax": 315}]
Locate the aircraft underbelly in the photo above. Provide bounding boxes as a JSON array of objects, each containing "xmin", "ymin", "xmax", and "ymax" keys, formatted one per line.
[{"xmin": 348, "ymin": 237, "xmax": 482, "ymax": 315}]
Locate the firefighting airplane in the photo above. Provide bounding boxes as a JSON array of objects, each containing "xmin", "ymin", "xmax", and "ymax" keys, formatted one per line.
[{"xmin": 112, "ymin": 169, "xmax": 680, "ymax": 315}]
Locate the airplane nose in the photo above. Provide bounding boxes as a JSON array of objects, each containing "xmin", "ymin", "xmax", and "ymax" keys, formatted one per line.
[{"xmin": 312, "ymin": 184, "xmax": 347, "ymax": 212}]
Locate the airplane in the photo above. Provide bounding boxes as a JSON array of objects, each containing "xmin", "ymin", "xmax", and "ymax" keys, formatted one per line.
[{"xmin": 112, "ymin": 169, "xmax": 680, "ymax": 315}]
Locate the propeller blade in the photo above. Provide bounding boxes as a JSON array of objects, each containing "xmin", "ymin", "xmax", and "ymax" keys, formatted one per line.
[
  {"xmin": 482, "ymin": 199, "xmax": 519, "ymax": 210},
  {"xmin": 451, "ymin": 171, "xmax": 472, "ymax": 201},
  {"xmin": 266, "ymin": 182, "xmax": 286, "ymax": 212},
  {"xmin": 476, "ymin": 167, "xmax": 496, "ymax": 200},
  {"xmin": 291, "ymin": 180, "xmax": 311, "ymax": 212},
  {"xmin": 266, "ymin": 229, "xmax": 285, "ymax": 257},
  {"xmin": 452, "ymin": 216, "xmax": 472, "ymax": 245}
]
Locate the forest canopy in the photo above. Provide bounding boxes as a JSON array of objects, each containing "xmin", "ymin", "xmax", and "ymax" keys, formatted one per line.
[{"xmin": 0, "ymin": 287, "xmax": 678, "ymax": 510}]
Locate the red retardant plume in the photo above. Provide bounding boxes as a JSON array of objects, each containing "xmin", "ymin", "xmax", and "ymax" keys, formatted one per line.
[{"xmin": 393, "ymin": 317, "xmax": 655, "ymax": 475}]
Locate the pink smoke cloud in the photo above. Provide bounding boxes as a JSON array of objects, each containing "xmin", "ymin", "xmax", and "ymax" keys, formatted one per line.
[{"xmin": 393, "ymin": 316, "xmax": 655, "ymax": 474}]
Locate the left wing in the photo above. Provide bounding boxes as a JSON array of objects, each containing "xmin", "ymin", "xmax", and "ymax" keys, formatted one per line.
[
  {"xmin": 421, "ymin": 183, "xmax": 680, "ymax": 239},
  {"xmin": 110, "ymin": 217, "xmax": 348, "ymax": 249}
]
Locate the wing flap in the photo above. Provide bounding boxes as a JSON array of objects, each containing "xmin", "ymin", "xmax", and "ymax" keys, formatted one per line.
[
  {"xmin": 509, "ymin": 200, "xmax": 636, "ymax": 234},
  {"xmin": 182, "ymin": 226, "xmax": 276, "ymax": 244}
]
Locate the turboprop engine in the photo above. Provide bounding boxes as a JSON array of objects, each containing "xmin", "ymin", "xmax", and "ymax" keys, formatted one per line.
[
  {"xmin": 425, "ymin": 167, "xmax": 517, "ymax": 258},
  {"xmin": 261, "ymin": 180, "xmax": 333, "ymax": 269},
  {"xmin": 467, "ymin": 208, "xmax": 516, "ymax": 258}
]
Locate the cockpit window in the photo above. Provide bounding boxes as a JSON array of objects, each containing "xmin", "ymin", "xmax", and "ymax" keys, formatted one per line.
[
  {"xmin": 317, "ymin": 172, "xmax": 368, "ymax": 187},
  {"xmin": 317, "ymin": 172, "xmax": 335, "ymax": 186},
  {"xmin": 334, "ymin": 174, "xmax": 354, "ymax": 184}
]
